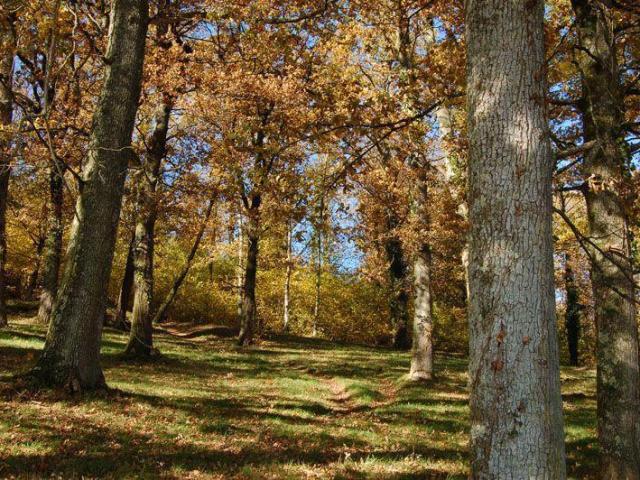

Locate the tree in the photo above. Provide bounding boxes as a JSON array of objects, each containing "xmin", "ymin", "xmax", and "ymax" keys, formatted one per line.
[
  {"xmin": 409, "ymin": 162, "xmax": 433, "ymax": 381},
  {"xmin": 32, "ymin": 0, "xmax": 149, "ymax": 390},
  {"xmin": 0, "ymin": 6, "xmax": 16, "ymax": 327},
  {"xmin": 114, "ymin": 233, "xmax": 135, "ymax": 329},
  {"xmin": 282, "ymin": 220, "xmax": 293, "ymax": 332},
  {"xmin": 564, "ymin": 252, "xmax": 581, "ymax": 367},
  {"xmin": 35, "ymin": 0, "xmax": 65, "ymax": 324},
  {"xmin": 311, "ymin": 186, "xmax": 327, "ymax": 337},
  {"xmin": 193, "ymin": 0, "xmax": 335, "ymax": 345},
  {"xmin": 570, "ymin": 1, "xmax": 640, "ymax": 476},
  {"xmin": 125, "ymin": 98, "xmax": 172, "ymax": 356},
  {"xmin": 152, "ymin": 197, "xmax": 214, "ymax": 325},
  {"xmin": 465, "ymin": 0, "xmax": 566, "ymax": 476}
]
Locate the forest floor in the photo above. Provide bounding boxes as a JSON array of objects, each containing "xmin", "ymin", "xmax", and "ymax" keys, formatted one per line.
[{"xmin": 1, "ymin": 315, "xmax": 597, "ymax": 479}]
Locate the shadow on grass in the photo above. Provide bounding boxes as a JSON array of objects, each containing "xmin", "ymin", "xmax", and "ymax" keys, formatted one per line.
[
  {"xmin": 0, "ymin": 322, "xmax": 597, "ymax": 479},
  {"xmin": 0, "ymin": 405, "xmax": 465, "ymax": 478}
]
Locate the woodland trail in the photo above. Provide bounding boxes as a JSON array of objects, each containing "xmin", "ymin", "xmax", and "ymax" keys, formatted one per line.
[{"xmin": 1, "ymin": 317, "xmax": 598, "ymax": 479}]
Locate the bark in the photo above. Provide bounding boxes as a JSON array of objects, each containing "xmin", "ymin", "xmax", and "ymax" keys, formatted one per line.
[
  {"xmin": 572, "ymin": 2, "xmax": 640, "ymax": 477},
  {"xmin": 125, "ymin": 100, "xmax": 172, "ymax": 356},
  {"xmin": 409, "ymin": 172, "xmax": 433, "ymax": 381},
  {"xmin": 385, "ymin": 228, "xmax": 411, "ymax": 350},
  {"xmin": 114, "ymin": 232, "xmax": 135, "ymax": 330},
  {"xmin": 564, "ymin": 253, "xmax": 580, "ymax": 367},
  {"xmin": 396, "ymin": 4, "xmax": 435, "ymax": 361},
  {"xmin": 152, "ymin": 198, "xmax": 213, "ymax": 325},
  {"xmin": 465, "ymin": 1, "xmax": 566, "ymax": 477},
  {"xmin": 124, "ymin": 188, "xmax": 155, "ymax": 355},
  {"xmin": 238, "ymin": 195, "xmax": 261, "ymax": 346},
  {"xmin": 282, "ymin": 222, "xmax": 292, "ymax": 332},
  {"xmin": 33, "ymin": 0, "xmax": 149, "ymax": 390},
  {"xmin": 0, "ymin": 12, "xmax": 16, "ymax": 327},
  {"xmin": 35, "ymin": 1, "xmax": 65, "ymax": 322},
  {"xmin": 36, "ymin": 159, "xmax": 64, "ymax": 323},
  {"xmin": 410, "ymin": 243, "xmax": 433, "ymax": 381},
  {"xmin": 236, "ymin": 214, "xmax": 244, "ymax": 323}
]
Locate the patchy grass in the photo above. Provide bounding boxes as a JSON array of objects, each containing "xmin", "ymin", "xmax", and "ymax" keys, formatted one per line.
[{"xmin": 0, "ymin": 317, "xmax": 597, "ymax": 479}]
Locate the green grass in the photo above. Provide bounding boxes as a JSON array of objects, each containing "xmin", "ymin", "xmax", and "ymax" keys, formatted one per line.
[{"xmin": 0, "ymin": 317, "xmax": 598, "ymax": 479}]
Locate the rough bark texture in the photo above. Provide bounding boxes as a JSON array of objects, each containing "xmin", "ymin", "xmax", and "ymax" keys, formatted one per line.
[
  {"xmin": 152, "ymin": 198, "xmax": 213, "ymax": 325},
  {"xmin": 409, "ymin": 172, "xmax": 433, "ymax": 381},
  {"xmin": 114, "ymin": 232, "xmax": 135, "ymax": 330},
  {"xmin": 238, "ymin": 195, "xmax": 261, "ymax": 346},
  {"xmin": 564, "ymin": 253, "xmax": 580, "ymax": 367},
  {"xmin": 0, "ymin": 12, "xmax": 16, "ymax": 327},
  {"xmin": 410, "ymin": 244, "xmax": 433, "ymax": 381},
  {"xmin": 33, "ymin": 0, "xmax": 149, "ymax": 390},
  {"xmin": 125, "ymin": 188, "xmax": 155, "ymax": 355},
  {"xmin": 37, "ymin": 159, "xmax": 64, "ymax": 324},
  {"xmin": 465, "ymin": 1, "xmax": 566, "ymax": 477},
  {"xmin": 572, "ymin": 2, "xmax": 640, "ymax": 477},
  {"xmin": 125, "ymin": 100, "xmax": 171, "ymax": 356}
]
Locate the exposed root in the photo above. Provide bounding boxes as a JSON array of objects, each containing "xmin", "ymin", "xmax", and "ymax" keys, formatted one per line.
[{"xmin": 408, "ymin": 371, "xmax": 433, "ymax": 383}]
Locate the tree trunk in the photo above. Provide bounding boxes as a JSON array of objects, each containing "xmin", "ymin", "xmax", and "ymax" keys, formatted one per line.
[
  {"xmin": 238, "ymin": 196, "xmax": 260, "ymax": 346},
  {"xmin": 311, "ymin": 193, "xmax": 326, "ymax": 337},
  {"xmin": 37, "ymin": 159, "xmax": 64, "ymax": 323},
  {"xmin": 385, "ymin": 230, "xmax": 411, "ymax": 350},
  {"xmin": 283, "ymin": 222, "xmax": 292, "ymax": 332},
  {"xmin": 236, "ymin": 213, "xmax": 244, "ymax": 323},
  {"xmin": 564, "ymin": 253, "xmax": 580, "ymax": 367},
  {"xmin": 312, "ymin": 224, "xmax": 321, "ymax": 337},
  {"xmin": 26, "ymin": 232, "xmax": 45, "ymax": 299},
  {"xmin": 32, "ymin": 0, "xmax": 149, "ymax": 390},
  {"xmin": 125, "ymin": 99, "xmax": 171, "ymax": 356},
  {"xmin": 572, "ymin": 2, "xmax": 640, "ymax": 477},
  {"xmin": 409, "ymin": 170, "xmax": 433, "ymax": 381},
  {"xmin": 465, "ymin": 0, "xmax": 566, "ymax": 477},
  {"xmin": 114, "ymin": 232, "xmax": 135, "ymax": 330},
  {"xmin": 410, "ymin": 244, "xmax": 433, "ymax": 381},
  {"xmin": 125, "ymin": 192, "xmax": 155, "ymax": 355},
  {"xmin": 0, "ymin": 12, "xmax": 16, "ymax": 327},
  {"xmin": 152, "ymin": 198, "xmax": 213, "ymax": 325}
]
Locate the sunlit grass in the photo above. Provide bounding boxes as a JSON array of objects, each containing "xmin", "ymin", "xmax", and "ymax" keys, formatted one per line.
[{"xmin": 0, "ymin": 317, "xmax": 597, "ymax": 479}]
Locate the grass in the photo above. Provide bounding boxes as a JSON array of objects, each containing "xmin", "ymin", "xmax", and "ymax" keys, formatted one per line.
[{"xmin": 0, "ymin": 317, "xmax": 597, "ymax": 479}]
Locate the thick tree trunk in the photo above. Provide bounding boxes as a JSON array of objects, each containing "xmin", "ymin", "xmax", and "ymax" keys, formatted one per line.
[
  {"xmin": 125, "ymin": 194, "xmax": 155, "ymax": 355},
  {"xmin": 282, "ymin": 222, "xmax": 292, "ymax": 332},
  {"xmin": 410, "ymin": 244, "xmax": 433, "ymax": 381},
  {"xmin": 385, "ymin": 230, "xmax": 411, "ymax": 350},
  {"xmin": 564, "ymin": 253, "xmax": 580, "ymax": 367},
  {"xmin": 152, "ymin": 198, "xmax": 213, "ymax": 325},
  {"xmin": 238, "ymin": 196, "xmax": 260, "ymax": 346},
  {"xmin": 465, "ymin": 1, "xmax": 566, "ymax": 477},
  {"xmin": 114, "ymin": 232, "xmax": 135, "ymax": 330},
  {"xmin": 125, "ymin": 100, "xmax": 171, "ymax": 356},
  {"xmin": 409, "ymin": 172, "xmax": 433, "ymax": 381},
  {"xmin": 32, "ymin": 0, "xmax": 149, "ymax": 390},
  {"xmin": 37, "ymin": 160, "xmax": 64, "ymax": 323},
  {"xmin": 572, "ymin": 2, "xmax": 640, "ymax": 477},
  {"xmin": 0, "ymin": 12, "xmax": 16, "ymax": 327}
]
